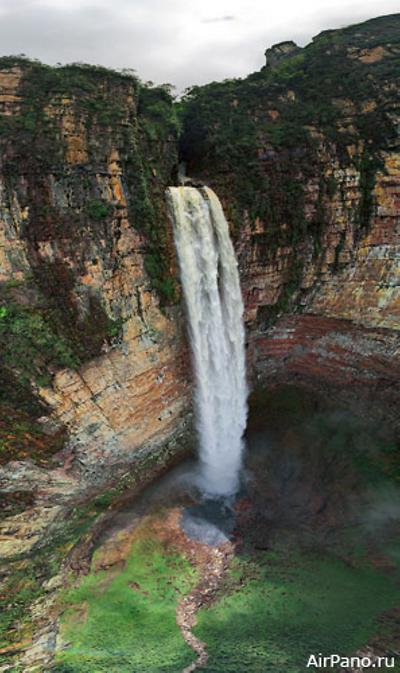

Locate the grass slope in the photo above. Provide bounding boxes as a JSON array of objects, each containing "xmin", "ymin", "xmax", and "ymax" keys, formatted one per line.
[
  {"xmin": 56, "ymin": 536, "xmax": 197, "ymax": 673},
  {"xmin": 194, "ymin": 547, "xmax": 399, "ymax": 673}
]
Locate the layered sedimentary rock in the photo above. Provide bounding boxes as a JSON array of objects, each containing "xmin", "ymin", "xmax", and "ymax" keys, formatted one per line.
[
  {"xmin": 0, "ymin": 15, "xmax": 399, "ymax": 669},
  {"xmin": 1, "ymin": 15, "xmax": 400, "ymax": 556},
  {"xmin": 241, "ymin": 145, "xmax": 400, "ymax": 424},
  {"xmin": 181, "ymin": 14, "xmax": 400, "ymax": 420},
  {"xmin": 0, "ymin": 62, "xmax": 191, "ymax": 560}
]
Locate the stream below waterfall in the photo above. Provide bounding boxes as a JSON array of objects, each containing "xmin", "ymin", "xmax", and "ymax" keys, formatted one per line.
[{"xmin": 53, "ymin": 386, "xmax": 400, "ymax": 673}]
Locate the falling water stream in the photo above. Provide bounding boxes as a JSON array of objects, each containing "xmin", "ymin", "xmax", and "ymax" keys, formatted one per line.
[{"xmin": 167, "ymin": 186, "xmax": 248, "ymax": 497}]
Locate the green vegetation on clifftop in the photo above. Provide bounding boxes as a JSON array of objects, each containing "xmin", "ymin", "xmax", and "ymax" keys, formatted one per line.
[{"xmin": 179, "ymin": 13, "xmax": 400, "ymax": 319}]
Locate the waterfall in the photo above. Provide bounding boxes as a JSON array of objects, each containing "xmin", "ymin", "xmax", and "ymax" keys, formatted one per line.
[{"xmin": 167, "ymin": 186, "xmax": 248, "ymax": 497}]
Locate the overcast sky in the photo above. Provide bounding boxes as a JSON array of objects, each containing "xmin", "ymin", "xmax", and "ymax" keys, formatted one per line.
[{"xmin": 0, "ymin": 0, "xmax": 398, "ymax": 90}]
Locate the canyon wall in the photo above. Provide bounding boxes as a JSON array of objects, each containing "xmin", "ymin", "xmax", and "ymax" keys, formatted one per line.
[
  {"xmin": 1, "ymin": 14, "xmax": 400, "ymax": 554},
  {"xmin": 0, "ymin": 63, "xmax": 191, "ymax": 557},
  {"xmin": 181, "ymin": 14, "xmax": 400, "ymax": 426},
  {"xmin": 1, "ymin": 16, "xmax": 399, "ymax": 669}
]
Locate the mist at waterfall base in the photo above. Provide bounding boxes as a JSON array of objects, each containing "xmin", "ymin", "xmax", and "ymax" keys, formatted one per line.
[{"xmin": 168, "ymin": 186, "xmax": 248, "ymax": 498}]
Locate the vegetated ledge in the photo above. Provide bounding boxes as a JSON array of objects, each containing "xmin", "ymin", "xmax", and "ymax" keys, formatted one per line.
[{"xmin": 0, "ymin": 422, "xmax": 193, "ymax": 670}]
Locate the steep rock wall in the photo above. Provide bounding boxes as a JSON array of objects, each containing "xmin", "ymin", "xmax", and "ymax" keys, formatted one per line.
[
  {"xmin": 243, "ymin": 145, "xmax": 400, "ymax": 425},
  {"xmin": 1, "ymin": 15, "xmax": 400, "ymax": 555},
  {"xmin": 0, "ymin": 18, "xmax": 399, "ymax": 667},
  {"xmin": 180, "ymin": 14, "xmax": 400, "ymax": 423},
  {"xmin": 0, "ymin": 62, "xmax": 191, "ymax": 545}
]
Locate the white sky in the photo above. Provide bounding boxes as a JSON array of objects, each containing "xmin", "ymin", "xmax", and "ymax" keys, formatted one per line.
[{"xmin": 0, "ymin": 0, "xmax": 398, "ymax": 90}]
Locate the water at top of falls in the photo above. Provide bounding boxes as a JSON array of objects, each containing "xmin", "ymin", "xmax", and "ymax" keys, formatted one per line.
[{"xmin": 167, "ymin": 185, "xmax": 248, "ymax": 497}]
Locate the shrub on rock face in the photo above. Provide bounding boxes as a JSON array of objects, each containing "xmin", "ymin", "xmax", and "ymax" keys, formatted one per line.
[
  {"xmin": 0, "ymin": 298, "xmax": 79, "ymax": 385},
  {"xmin": 85, "ymin": 199, "xmax": 111, "ymax": 221}
]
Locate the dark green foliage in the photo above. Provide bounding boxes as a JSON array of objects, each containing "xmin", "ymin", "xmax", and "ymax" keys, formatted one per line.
[
  {"xmin": 355, "ymin": 150, "xmax": 382, "ymax": 235},
  {"xmin": 85, "ymin": 199, "xmax": 111, "ymax": 221},
  {"xmin": 0, "ymin": 403, "xmax": 66, "ymax": 466},
  {"xmin": 194, "ymin": 548, "xmax": 399, "ymax": 673},
  {"xmin": 0, "ymin": 361, "xmax": 42, "ymax": 417},
  {"xmin": 0, "ymin": 289, "xmax": 75, "ymax": 461},
  {"xmin": 144, "ymin": 252, "xmax": 176, "ymax": 303},
  {"xmin": 106, "ymin": 316, "xmax": 125, "ymax": 338},
  {"xmin": 27, "ymin": 261, "xmax": 124, "ymax": 365},
  {"xmin": 121, "ymin": 135, "xmax": 155, "ymax": 230},
  {"xmin": 130, "ymin": 83, "xmax": 179, "ymax": 305},
  {"xmin": 0, "ymin": 275, "xmax": 124, "ymax": 455},
  {"xmin": 326, "ymin": 173, "xmax": 338, "ymax": 199},
  {"xmin": 138, "ymin": 83, "xmax": 179, "ymax": 141},
  {"xmin": 0, "ymin": 297, "xmax": 80, "ymax": 387},
  {"xmin": 333, "ymin": 230, "xmax": 346, "ymax": 271}
]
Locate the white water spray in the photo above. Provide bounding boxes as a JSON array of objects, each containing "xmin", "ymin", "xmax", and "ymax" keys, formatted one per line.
[{"xmin": 167, "ymin": 186, "xmax": 248, "ymax": 497}]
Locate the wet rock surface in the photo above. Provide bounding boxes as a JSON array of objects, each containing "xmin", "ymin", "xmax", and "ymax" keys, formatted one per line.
[{"xmin": 181, "ymin": 500, "xmax": 236, "ymax": 546}]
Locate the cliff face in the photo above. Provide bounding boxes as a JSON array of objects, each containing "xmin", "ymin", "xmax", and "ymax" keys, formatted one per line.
[
  {"xmin": 0, "ymin": 62, "xmax": 191, "ymax": 554},
  {"xmin": 181, "ymin": 14, "xmax": 400, "ymax": 424},
  {"xmin": 0, "ymin": 17, "xmax": 399, "ymax": 665},
  {"xmin": 1, "ymin": 16, "xmax": 400, "ymax": 551},
  {"xmin": 243, "ymin": 143, "xmax": 400, "ymax": 428}
]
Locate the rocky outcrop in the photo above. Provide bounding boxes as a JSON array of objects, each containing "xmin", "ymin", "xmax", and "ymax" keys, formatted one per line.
[
  {"xmin": 239, "ymin": 144, "xmax": 400, "ymax": 421},
  {"xmin": 238, "ymin": 151, "xmax": 400, "ymax": 330},
  {"xmin": 264, "ymin": 41, "xmax": 301, "ymax": 70}
]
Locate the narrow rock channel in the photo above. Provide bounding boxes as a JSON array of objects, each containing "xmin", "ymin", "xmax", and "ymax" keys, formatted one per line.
[{"xmin": 177, "ymin": 541, "xmax": 235, "ymax": 672}]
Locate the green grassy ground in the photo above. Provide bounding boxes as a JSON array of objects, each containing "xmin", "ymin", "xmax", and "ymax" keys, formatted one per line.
[
  {"xmin": 53, "ymin": 404, "xmax": 400, "ymax": 673},
  {"xmin": 55, "ymin": 536, "xmax": 399, "ymax": 673},
  {"xmin": 194, "ymin": 546, "xmax": 399, "ymax": 673},
  {"xmin": 55, "ymin": 536, "xmax": 197, "ymax": 673}
]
